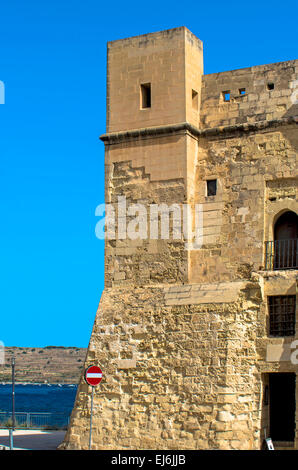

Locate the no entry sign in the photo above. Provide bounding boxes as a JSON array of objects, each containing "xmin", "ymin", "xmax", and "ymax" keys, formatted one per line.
[
  {"xmin": 84, "ymin": 365, "xmax": 103, "ymax": 386},
  {"xmin": 84, "ymin": 365, "xmax": 103, "ymax": 449}
]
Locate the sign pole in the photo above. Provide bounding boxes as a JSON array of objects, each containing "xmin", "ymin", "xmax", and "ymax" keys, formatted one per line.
[
  {"xmin": 12, "ymin": 356, "xmax": 15, "ymax": 431},
  {"xmin": 89, "ymin": 386, "xmax": 94, "ymax": 450},
  {"xmin": 84, "ymin": 365, "xmax": 103, "ymax": 451},
  {"xmin": 9, "ymin": 356, "xmax": 15, "ymax": 450}
]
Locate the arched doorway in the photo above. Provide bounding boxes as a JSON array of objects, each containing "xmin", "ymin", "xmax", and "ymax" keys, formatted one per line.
[{"xmin": 273, "ymin": 211, "xmax": 298, "ymax": 269}]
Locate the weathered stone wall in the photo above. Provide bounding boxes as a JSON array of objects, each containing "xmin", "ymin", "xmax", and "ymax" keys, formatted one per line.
[
  {"xmin": 201, "ymin": 60, "xmax": 298, "ymax": 128},
  {"xmin": 104, "ymin": 158, "xmax": 188, "ymax": 288},
  {"xmin": 62, "ymin": 280, "xmax": 263, "ymax": 450},
  {"xmin": 190, "ymin": 124, "xmax": 298, "ymax": 284},
  {"xmin": 104, "ymin": 125, "xmax": 297, "ymax": 288},
  {"xmin": 106, "ymin": 27, "xmax": 203, "ymax": 134}
]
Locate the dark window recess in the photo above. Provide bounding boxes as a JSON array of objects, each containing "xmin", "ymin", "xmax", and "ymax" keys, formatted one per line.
[
  {"xmin": 207, "ymin": 179, "xmax": 217, "ymax": 197},
  {"xmin": 273, "ymin": 211, "xmax": 298, "ymax": 269},
  {"xmin": 239, "ymin": 88, "xmax": 246, "ymax": 95},
  {"xmin": 267, "ymin": 82, "xmax": 274, "ymax": 90},
  {"xmin": 192, "ymin": 89, "xmax": 198, "ymax": 110},
  {"xmin": 140, "ymin": 83, "xmax": 151, "ymax": 108},
  {"xmin": 265, "ymin": 211, "xmax": 298, "ymax": 270},
  {"xmin": 223, "ymin": 91, "xmax": 230, "ymax": 102},
  {"xmin": 263, "ymin": 385, "xmax": 269, "ymax": 406},
  {"xmin": 268, "ymin": 295, "xmax": 296, "ymax": 337},
  {"xmin": 269, "ymin": 373, "xmax": 296, "ymax": 442}
]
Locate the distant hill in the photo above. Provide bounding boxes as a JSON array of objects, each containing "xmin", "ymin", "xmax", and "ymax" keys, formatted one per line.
[{"xmin": 0, "ymin": 346, "xmax": 87, "ymax": 384}]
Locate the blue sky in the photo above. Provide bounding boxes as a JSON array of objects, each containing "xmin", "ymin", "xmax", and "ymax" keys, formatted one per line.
[{"xmin": 0, "ymin": 0, "xmax": 297, "ymax": 347}]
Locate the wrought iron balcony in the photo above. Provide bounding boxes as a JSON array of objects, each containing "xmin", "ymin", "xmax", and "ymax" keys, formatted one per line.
[{"xmin": 265, "ymin": 239, "xmax": 298, "ymax": 270}]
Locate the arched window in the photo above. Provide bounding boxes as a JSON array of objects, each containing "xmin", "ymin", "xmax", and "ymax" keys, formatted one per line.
[{"xmin": 273, "ymin": 211, "xmax": 298, "ymax": 269}]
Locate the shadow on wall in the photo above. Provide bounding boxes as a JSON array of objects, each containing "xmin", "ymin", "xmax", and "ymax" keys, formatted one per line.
[{"xmin": 281, "ymin": 102, "xmax": 298, "ymax": 152}]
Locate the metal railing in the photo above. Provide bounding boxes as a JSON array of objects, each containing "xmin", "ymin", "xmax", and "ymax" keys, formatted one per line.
[
  {"xmin": 265, "ymin": 239, "xmax": 298, "ymax": 270},
  {"xmin": 0, "ymin": 412, "xmax": 70, "ymax": 430}
]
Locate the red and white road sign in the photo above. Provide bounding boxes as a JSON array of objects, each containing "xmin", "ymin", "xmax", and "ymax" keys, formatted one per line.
[{"xmin": 84, "ymin": 365, "xmax": 103, "ymax": 386}]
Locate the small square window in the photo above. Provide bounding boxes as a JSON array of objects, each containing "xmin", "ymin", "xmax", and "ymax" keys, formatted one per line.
[
  {"xmin": 140, "ymin": 83, "xmax": 151, "ymax": 109},
  {"xmin": 192, "ymin": 89, "xmax": 198, "ymax": 110},
  {"xmin": 267, "ymin": 83, "xmax": 274, "ymax": 91},
  {"xmin": 223, "ymin": 91, "xmax": 230, "ymax": 102},
  {"xmin": 239, "ymin": 88, "xmax": 246, "ymax": 95},
  {"xmin": 206, "ymin": 179, "xmax": 217, "ymax": 197}
]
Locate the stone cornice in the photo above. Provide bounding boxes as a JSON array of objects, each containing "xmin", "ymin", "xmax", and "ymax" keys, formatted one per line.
[{"xmin": 100, "ymin": 115, "xmax": 298, "ymax": 144}]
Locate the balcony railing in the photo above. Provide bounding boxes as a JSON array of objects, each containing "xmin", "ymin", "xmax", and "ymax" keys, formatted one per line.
[
  {"xmin": 265, "ymin": 239, "xmax": 298, "ymax": 270},
  {"xmin": 0, "ymin": 411, "xmax": 70, "ymax": 430}
]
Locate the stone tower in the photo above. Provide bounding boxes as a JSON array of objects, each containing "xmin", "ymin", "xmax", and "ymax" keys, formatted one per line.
[{"xmin": 62, "ymin": 27, "xmax": 298, "ymax": 450}]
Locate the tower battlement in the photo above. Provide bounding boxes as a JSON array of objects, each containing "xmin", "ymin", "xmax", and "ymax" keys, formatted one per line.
[{"xmin": 201, "ymin": 60, "xmax": 297, "ymax": 128}]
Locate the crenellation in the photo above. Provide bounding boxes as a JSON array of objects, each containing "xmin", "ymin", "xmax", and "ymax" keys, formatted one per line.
[{"xmin": 201, "ymin": 59, "xmax": 298, "ymax": 129}]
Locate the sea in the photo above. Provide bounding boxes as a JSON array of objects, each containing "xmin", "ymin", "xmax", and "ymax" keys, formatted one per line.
[{"xmin": 0, "ymin": 383, "xmax": 78, "ymax": 428}]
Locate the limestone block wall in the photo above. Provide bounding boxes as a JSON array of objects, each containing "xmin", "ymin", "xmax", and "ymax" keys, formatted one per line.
[
  {"xmin": 105, "ymin": 133, "xmax": 188, "ymax": 185},
  {"xmin": 190, "ymin": 124, "xmax": 298, "ymax": 284},
  {"xmin": 103, "ymin": 122, "xmax": 298, "ymax": 289},
  {"xmin": 200, "ymin": 60, "xmax": 298, "ymax": 128},
  {"xmin": 106, "ymin": 27, "xmax": 203, "ymax": 133},
  {"xmin": 62, "ymin": 279, "xmax": 264, "ymax": 450},
  {"xmin": 104, "ymin": 158, "xmax": 188, "ymax": 288}
]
